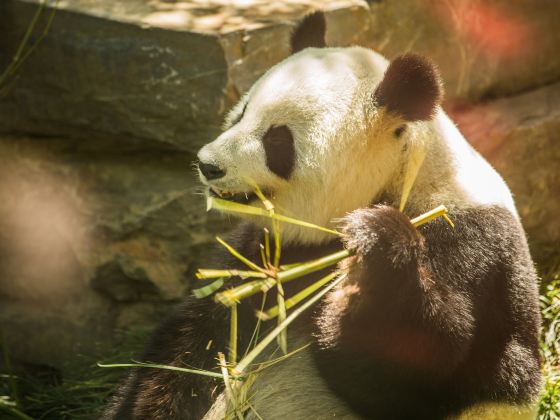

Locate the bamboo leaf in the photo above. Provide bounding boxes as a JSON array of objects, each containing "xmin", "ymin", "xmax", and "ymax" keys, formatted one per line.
[{"xmin": 193, "ymin": 278, "xmax": 224, "ymax": 299}]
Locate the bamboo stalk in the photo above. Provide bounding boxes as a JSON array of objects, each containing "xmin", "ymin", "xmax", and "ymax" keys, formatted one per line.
[
  {"xmin": 214, "ymin": 205, "xmax": 451, "ymax": 306},
  {"xmin": 208, "ymin": 196, "xmax": 341, "ymax": 237},
  {"xmin": 229, "ymin": 304, "xmax": 238, "ymax": 366},
  {"xmin": 216, "ymin": 237, "xmax": 265, "ymax": 273},
  {"xmin": 257, "ymin": 272, "xmax": 339, "ymax": 321},
  {"xmin": 232, "ymin": 274, "xmax": 346, "ymax": 376}
]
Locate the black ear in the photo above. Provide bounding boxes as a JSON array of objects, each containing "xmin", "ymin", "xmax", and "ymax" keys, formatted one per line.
[
  {"xmin": 291, "ymin": 11, "xmax": 327, "ymax": 53},
  {"xmin": 374, "ymin": 54, "xmax": 443, "ymax": 121}
]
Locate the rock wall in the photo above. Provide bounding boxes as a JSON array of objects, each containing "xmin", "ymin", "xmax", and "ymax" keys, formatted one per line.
[{"xmin": 0, "ymin": 0, "xmax": 558, "ymax": 370}]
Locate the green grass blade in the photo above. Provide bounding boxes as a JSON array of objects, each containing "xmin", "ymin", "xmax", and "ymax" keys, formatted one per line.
[{"xmin": 97, "ymin": 362, "xmax": 237, "ymax": 380}]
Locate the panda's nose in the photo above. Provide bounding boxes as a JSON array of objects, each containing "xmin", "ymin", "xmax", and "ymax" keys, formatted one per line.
[{"xmin": 199, "ymin": 161, "xmax": 226, "ymax": 180}]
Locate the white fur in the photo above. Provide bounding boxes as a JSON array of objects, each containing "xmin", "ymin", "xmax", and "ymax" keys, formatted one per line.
[{"xmin": 198, "ymin": 47, "xmax": 517, "ymax": 246}]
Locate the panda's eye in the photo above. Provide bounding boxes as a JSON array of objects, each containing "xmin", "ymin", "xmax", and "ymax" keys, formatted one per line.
[
  {"xmin": 262, "ymin": 125, "xmax": 295, "ymax": 179},
  {"xmin": 394, "ymin": 125, "xmax": 407, "ymax": 138}
]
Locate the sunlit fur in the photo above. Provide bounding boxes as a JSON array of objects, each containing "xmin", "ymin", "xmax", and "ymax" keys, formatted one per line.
[
  {"xmin": 197, "ymin": 46, "xmax": 536, "ymax": 419},
  {"xmin": 198, "ymin": 47, "xmax": 516, "ymax": 245}
]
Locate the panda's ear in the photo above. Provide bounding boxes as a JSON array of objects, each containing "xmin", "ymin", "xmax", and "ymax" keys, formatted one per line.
[
  {"xmin": 291, "ymin": 11, "xmax": 327, "ymax": 54},
  {"xmin": 374, "ymin": 54, "xmax": 443, "ymax": 122}
]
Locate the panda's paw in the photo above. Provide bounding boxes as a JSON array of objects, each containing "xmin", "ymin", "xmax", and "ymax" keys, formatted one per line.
[{"xmin": 341, "ymin": 205, "xmax": 424, "ymax": 267}]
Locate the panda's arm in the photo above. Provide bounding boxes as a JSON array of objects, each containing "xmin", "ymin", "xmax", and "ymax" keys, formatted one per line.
[
  {"xmin": 312, "ymin": 204, "xmax": 540, "ymax": 415},
  {"xmin": 102, "ymin": 296, "xmax": 228, "ymax": 420}
]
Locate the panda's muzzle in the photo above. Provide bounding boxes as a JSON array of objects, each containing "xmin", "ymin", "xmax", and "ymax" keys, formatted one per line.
[
  {"xmin": 209, "ymin": 187, "xmax": 258, "ymax": 205},
  {"xmin": 199, "ymin": 162, "xmax": 226, "ymax": 181}
]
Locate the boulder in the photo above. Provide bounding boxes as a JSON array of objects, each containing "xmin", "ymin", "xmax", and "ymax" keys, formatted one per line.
[
  {"xmin": 0, "ymin": 0, "xmax": 372, "ymax": 151},
  {"xmin": 366, "ymin": 0, "xmax": 560, "ymax": 102},
  {"xmin": 0, "ymin": 135, "xmax": 223, "ymax": 366}
]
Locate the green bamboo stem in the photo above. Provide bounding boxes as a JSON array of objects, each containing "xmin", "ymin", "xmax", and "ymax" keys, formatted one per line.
[
  {"xmin": 213, "ymin": 205, "xmax": 450, "ymax": 307},
  {"xmin": 215, "ymin": 250, "xmax": 349, "ymax": 306},
  {"xmin": 229, "ymin": 304, "xmax": 238, "ymax": 366},
  {"xmin": 196, "ymin": 269, "xmax": 267, "ymax": 280},
  {"xmin": 257, "ymin": 271, "xmax": 339, "ymax": 320},
  {"xmin": 208, "ymin": 196, "xmax": 341, "ymax": 237}
]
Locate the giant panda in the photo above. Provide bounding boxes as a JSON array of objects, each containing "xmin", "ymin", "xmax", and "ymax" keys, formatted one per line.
[{"xmin": 104, "ymin": 11, "xmax": 542, "ymax": 420}]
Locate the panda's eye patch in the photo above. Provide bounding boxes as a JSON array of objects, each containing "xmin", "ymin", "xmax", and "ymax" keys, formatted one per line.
[
  {"xmin": 262, "ymin": 125, "xmax": 295, "ymax": 180},
  {"xmin": 394, "ymin": 125, "xmax": 407, "ymax": 138}
]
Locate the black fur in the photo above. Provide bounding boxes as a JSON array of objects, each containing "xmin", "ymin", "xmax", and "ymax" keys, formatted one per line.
[
  {"xmin": 291, "ymin": 11, "xmax": 327, "ymax": 53},
  {"xmin": 105, "ymin": 204, "xmax": 541, "ymax": 419},
  {"xmin": 313, "ymin": 205, "xmax": 541, "ymax": 419},
  {"xmin": 374, "ymin": 54, "xmax": 443, "ymax": 121},
  {"xmin": 262, "ymin": 125, "xmax": 295, "ymax": 180}
]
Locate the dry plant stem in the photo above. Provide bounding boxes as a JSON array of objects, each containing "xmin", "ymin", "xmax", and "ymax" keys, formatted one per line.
[
  {"xmin": 197, "ymin": 269, "xmax": 267, "ymax": 280},
  {"xmin": 218, "ymin": 352, "xmax": 243, "ymax": 420},
  {"xmin": 229, "ymin": 304, "xmax": 238, "ymax": 366},
  {"xmin": 232, "ymin": 273, "xmax": 346, "ymax": 376}
]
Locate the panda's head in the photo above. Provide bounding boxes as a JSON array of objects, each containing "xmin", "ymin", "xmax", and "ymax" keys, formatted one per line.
[{"xmin": 197, "ymin": 12, "xmax": 443, "ymax": 244}]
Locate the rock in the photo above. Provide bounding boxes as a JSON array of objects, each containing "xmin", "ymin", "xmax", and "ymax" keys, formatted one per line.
[
  {"xmin": 450, "ymin": 82, "xmax": 560, "ymax": 250},
  {"xmin": 0, "ymin": 0, "xmax": 372, "ymax": 151},
  {"xmin": 0, "ymin": 135, "xmax": 224, "ymax": 367},
  {"xmin": 366, "ymin": 0, "xmax": 560, "ymax": 102}
]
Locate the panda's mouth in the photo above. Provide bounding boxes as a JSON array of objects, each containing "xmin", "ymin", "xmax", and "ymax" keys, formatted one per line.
[{"xmin": 209, "ymin": 187, "xmax": 259, "ymax": 205}]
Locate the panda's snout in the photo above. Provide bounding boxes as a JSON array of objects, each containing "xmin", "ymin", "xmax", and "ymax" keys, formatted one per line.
[{"xmin": 198, "ymin": 161, "xmax": 226, "ymax": 181}]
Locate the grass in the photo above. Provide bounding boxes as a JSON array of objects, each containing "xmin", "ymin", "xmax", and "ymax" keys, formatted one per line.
[
  {"xmin": 0, "ymin": 328, "xmax": 151, "ymax": 420},
  {"xmin": 538, "ymin": 255, "xmax": 560, "ymax": 420}
]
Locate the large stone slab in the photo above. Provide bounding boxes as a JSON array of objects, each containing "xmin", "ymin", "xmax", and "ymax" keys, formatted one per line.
[
  {"xmin": 451, "ymin": 82, "xmax": 560, "ymax": 250},
  {"xmin": 0, "ymin": 0, "xmax": 371, "ymax": 151},
  {"xmin": 0, "ymin": 135, "xmax": 222, "ymax": 366},
  {"xmin": 366, "ymin": 0, "xmax": 560, "ymax": 103}
]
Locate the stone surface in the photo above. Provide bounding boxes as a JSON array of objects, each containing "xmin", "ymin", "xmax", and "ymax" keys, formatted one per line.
[
  {"xmin": 0, "ymin": 135, "xmax": 224, "ymax": 367},
  {"xmin": 0, "ymin": 0, "xmax": 371, "ymax": 151},
  {"xmin": 451, "ymin": 82, "xmax": 560, "ymax": 249},
  {"xmin": 2, "ymin": 1, "xmax": 560, "ymax": 150},
  {"xmin": 366, "ymin": 0, "xmax": 560, "ymax": 103}
]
